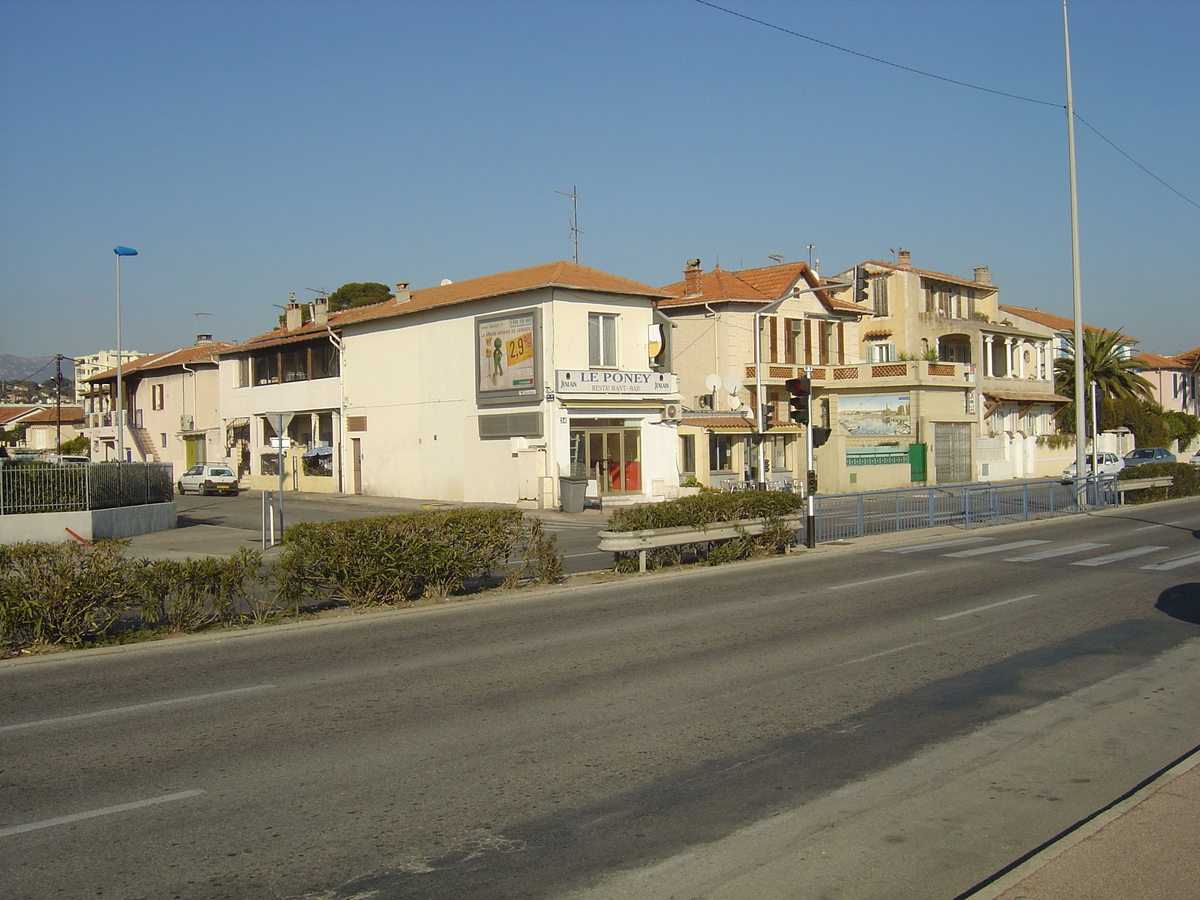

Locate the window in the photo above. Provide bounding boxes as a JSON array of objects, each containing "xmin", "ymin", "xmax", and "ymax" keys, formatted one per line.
[
  {"xmin": 234, "ymin": 357, "xmax": 250, "ymax": 388},
  {"xmin": 768, "ymin": 435, "xmax": 788, "ymax": 471},
  {"xmin": 588, "ymin": 313, "xmax": 617, "ymax": 367},
  {"xmin": 871, "ymin": 276, "xmax": 889, "ymax": 316},
  {"xmin": 312, "ymin": 343, "xmax": 339, "ymax": 379},
  {"xmin": 281, "ymin": 348, "xmax": 307, "ymax": 382},
  {"xmin": 680, "ymin": 434, "xmax": 696, "ymax": 474},
  {"xmin": 868, "ymin": 342, "xmax": 897, "ymax": 363},
  {"xmin": 709, "ymin": 434, "xmax": 733, "ymax": 473},
  {"xmin": 253, "ymin": 352, "xmax": 278, "ymax": 385},
  {"xmin": 160, "ymin": 433, "xmax": 167, "ymax": 448},
  {"xmin": 151, "ymin": 383, "xmax": 165, "ymax": 410}
]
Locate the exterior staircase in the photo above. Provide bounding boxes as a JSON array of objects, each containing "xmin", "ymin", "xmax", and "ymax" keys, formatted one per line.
[{"xmin": 131, "ymin": 425, "xmax": 161, "ymax": 462}]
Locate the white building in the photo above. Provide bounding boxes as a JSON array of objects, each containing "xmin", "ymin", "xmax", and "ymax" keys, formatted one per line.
[
  {"xmin": 74, "ymin": 349, "xmax": 148, "ymax": 403},
  {"xmin": 220, "ymin": 261, "xmax": 683, "ymax": 508}
]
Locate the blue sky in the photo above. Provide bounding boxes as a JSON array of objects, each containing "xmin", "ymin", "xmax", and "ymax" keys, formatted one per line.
[{"xmin": 2, "ymin": 0, "xmax": 1197, "ymax": 364}]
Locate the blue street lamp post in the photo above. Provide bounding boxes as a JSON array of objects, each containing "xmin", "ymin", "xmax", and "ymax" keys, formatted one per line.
[{"xmin": 114, "ymin": 247, "xmax": 137, "ymax": 462}]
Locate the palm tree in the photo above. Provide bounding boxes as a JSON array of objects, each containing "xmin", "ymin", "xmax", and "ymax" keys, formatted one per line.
[{"xmin": 1054, "ymin": 328, "xmax": 1153, "ymax": 402}]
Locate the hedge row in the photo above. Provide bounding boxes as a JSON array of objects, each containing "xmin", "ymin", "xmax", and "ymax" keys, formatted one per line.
[
  {"xmin": 606, "ymin": 490, "xmax": 805, "ymax": 573},
  {"xmin": 0, "ymin": 509, "xmax": 562, "ymax": 653},
  {"xmin": 1118, "ymin": 462, "xmax": 1200, "ymax": 503}
]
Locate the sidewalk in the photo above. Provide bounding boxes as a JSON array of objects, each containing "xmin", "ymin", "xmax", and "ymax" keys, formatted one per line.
[{"xmin": 965, "ymin": 748, "xmax": 1200, "ymax": 899}]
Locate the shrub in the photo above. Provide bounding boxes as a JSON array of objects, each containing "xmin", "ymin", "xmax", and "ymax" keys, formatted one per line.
[
  {"xmin": 275, "ymin": 508, "xmax": 562, "ymax": 608},
  {"xmin": 0, "ymin": 540, "xmax": 137, "ymax": 647},
  {"xmin": 135, "ymin": 549, "xmax": 264, "ymax": 633},
  {"xmin": 1118, "ymin": 462, "xmax": 1200, "ymax": 503}
]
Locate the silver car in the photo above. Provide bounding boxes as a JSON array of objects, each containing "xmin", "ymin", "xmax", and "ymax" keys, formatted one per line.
[
  {"xmin": 1123, "ymin": 447, "xmax": 1176, "ymax": 467},
  {"xmin": 1062, "ymin": 451, "xmax": 1124, "ymax": 479},
  {"xmin": 177, "ymin": 463, "xmax": 240, "ymax": 496}
]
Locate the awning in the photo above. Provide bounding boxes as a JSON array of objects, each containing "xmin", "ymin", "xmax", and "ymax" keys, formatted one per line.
[{"xmin": 302, "ymin": 446, "xmax": 333, "ymax": 458}]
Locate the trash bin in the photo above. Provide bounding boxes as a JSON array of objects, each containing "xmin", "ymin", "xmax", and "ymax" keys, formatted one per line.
[{"xmin": 559, "ymin": 476, "xmax": 587, "ymax": 513}]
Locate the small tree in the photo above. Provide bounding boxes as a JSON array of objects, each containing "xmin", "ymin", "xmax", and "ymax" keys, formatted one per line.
[{"xmin": 327, "ymin": 282, "xmax": 394, "ymax": 312}]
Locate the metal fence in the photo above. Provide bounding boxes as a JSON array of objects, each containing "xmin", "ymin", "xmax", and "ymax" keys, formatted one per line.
[
  {"xmin": 0, "ymin": 461, "xmax": 174, "ymax": 515},
  {"xmin": 813, "ymin": 476, "xmax": 1118, "ymax": 542}
]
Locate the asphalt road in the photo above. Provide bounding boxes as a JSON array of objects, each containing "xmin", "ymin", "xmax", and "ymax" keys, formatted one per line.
[{"xmin": 2, "ymin": 496, "xmax": 1199, "ymax": 899}]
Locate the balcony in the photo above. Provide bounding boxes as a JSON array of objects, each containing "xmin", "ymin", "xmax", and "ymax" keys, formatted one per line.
[{"xmin": 744, "ymin": 360, "xmax": 972, "ymax": 388}]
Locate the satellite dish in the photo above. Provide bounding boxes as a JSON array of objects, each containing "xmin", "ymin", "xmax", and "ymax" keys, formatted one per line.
[
  {"xmin": 440, "ymin": 279, "xmax": 453, "ymax": 286},
  {"xmin": 728, "ymin": 396, "xmax": 741, "ymax": 410},
  {"xmin": 705, "ymin": 374, "xmax": 722, "ymax": 393},
  {"xmin": 722, "ymin": 373, "xmax": 741, "ymax": 395}
]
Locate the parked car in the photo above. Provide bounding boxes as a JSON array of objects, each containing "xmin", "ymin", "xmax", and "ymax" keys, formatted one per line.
[
  {"xmin": 1122, "ymin": 447, "xmax": 1176, "ymax": 467},
  {"xmin": 1190, "ymin": 450, "xmax": 1200, "ymax": 468},
  {"xmin": 177, "ymin": 463, "xmax": 240, "ymax": 496},
  {"xmin": 1061, "ymin": 451, "xmax": 1124, "ymax": 479},
  {"xmin": 44, "ymin": 454, "xmax": 90, "ymax": 464}
]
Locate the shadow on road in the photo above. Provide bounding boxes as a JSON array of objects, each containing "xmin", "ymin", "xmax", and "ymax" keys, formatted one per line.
[{"xmin": 1155, "ymin": 583, "xmax": 1200, "ymax": 625}]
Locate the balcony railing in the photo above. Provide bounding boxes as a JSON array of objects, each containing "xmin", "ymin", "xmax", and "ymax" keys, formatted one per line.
[{"xmin": 744, "ymin": 360, "xmax": 972, "ymax": 384}]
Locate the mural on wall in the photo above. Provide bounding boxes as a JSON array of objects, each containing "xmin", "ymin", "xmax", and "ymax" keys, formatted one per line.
[{"xmin": 838, "ymin": 394, "xmax": 912, "ymax": 435}]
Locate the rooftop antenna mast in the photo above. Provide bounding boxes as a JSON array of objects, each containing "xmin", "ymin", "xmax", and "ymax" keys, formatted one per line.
[
  {"xmin": 193, "ymin": 311, "xmax": 212, "ymax": 338},
  {"xmin": 554, "ymin": 185, "xmax": 580, "ymax": 264}
]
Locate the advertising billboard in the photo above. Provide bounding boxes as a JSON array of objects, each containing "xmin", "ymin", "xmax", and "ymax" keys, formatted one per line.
[{"xmin": 475, "ymin": 309, "xmax": 541, "ymax": 406}]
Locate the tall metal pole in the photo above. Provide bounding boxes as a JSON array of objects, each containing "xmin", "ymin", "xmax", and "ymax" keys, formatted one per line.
[
  {"xmin": 114, "ymin": 246, "xmax": 137, "ymax": 463},
  {"xmin": 804, "ymin": 365, "xmax": 816, "ymax": 548},
  {"xmin": 1063, "ymin": 1, "xmax": 1087, "ymax": 502}
]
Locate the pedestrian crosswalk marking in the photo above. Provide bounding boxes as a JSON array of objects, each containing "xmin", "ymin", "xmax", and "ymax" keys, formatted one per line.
[
  {"xmin": 886, "ymin": 537, "xmax": 993, "ymax": 554},
  {"xmin": 1005, "ymin": 543, "xmax": 1109, "ymax": 562},
  {"xmin": 1072, "ymin": 546, "xmax": 1168, "ymax": 567},
  {"xmin": 943, "ymin": 540, "xmax": 1050, "ymax": 558},
  {"xmin": 1140, "ymin": 551, "xmax": 1200, "ymax": 572}
]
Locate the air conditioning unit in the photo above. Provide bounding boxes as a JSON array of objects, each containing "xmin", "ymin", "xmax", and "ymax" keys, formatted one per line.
[
  {"xmin": 180, "ymin": 415, "xmax": 194, "ymax": 431},
  {"xmin": 698, "ymin": 393, "xmax": 714, "ymax": 410},
  {"xmin": 662, "ymin": 402, "xmax": 682, "ymax": 423}
]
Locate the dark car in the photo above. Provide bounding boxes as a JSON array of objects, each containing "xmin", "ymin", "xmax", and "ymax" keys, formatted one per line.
[{"xmin": 1122, "ymin": 447, "xmax": 1176, "ymax": 467}]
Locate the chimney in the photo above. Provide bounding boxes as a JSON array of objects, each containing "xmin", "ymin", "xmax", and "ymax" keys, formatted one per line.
[
  {"xmin": 284, "ymin": 292, "xmax": 303, "ymax": 332},
  {"xmin": 684, "ymin": 259, "xmax": 703, "ymax": 296},
  {"xmin": 897, "ymin": 250, "xmax": 911, "ymax": 268},
  {"xmin": 973, "ymin": 266, "xmax": 992, "ymax": 285},
  {"xmin": 395, "ymin": 282, "xmax": 412, "ymax": 304},
  {"xmin": 195, "ymin": 334, "xmax": 213, "ymax": 346},
  {"xmin": 313, "ymin": 296, "xmax": 329, "ymax": 326}
]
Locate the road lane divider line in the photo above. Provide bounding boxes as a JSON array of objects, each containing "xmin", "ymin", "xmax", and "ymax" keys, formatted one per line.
[
  {"xmin": 837, "ymin": 639, "xmax": 936, "ymax": 667},
  {"xmin": 1071, "ymin": 546, "xmax": 1168, "ymax": 567},
  {"xmin": 1141, "ymin": 551, "xmax": 1200, "ymax": 571},
  {"xmin": 936, "ymin": 594, "xmax": 1038, "ymax": 621},
  {"xmin": 0, "ymin": 684, "xmax": 276, "ymax": 734},
  {"xmin": 942, "ymin": 540, "xmax": 1049, "ymax": 558},
  {"xmin": 828, "ymin": 569, "xmax": 928, "ymax": 591},
  {"xmin": 0, "ymin": 790, "xmax": 204, "ymax": 839},
  {"xmin": 1134, "ymin": 520, "xmax": 1182, "ymax": 531},
  {"xmin": 1004, "ymin": 542, "xmax": 1109, "ymax": 562},
  {"xmin": 885, "ymin": 537, "xmax": 992, "ymax": 554}
]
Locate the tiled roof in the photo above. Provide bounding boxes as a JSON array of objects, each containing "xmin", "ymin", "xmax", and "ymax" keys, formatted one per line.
[
  {"xmin": 86, "ymin": 342, "xmax": 233, "ymax": 383},
  {"xmin": 1172, "ymin": 347, "xmax": 1199, "ymax": 368},
  {"xmin": 864, "ymin": 260, "xmax": 999, "ymax": 292},
  {"xmin": 982, "ymin": 390, "xmax": 1071, "ymax": 404},
  {"xmin": 226, "ymin": 261, "xmax": 670, "ymax": 355},
  {"xmin": 0, "ymin": 405, "xmax": 40, "ymax": 425},
  {"xmin": 1132, "ymin": 352, "xmax": 1187, "ymax": 370},
  {"xmin": 659, "ymin": 262, "xmax": 865, "ymax": 316},
  {"xmin": 679, "ymin": 415, "xmax": 757, "ymax": 430},
  {"xmin": 20, "ymin": 406, "xmax": 85, "ymax": 424},
  {"xmin": 998, "ymin": 305, "xmax": 1137, "ymax": 343}
]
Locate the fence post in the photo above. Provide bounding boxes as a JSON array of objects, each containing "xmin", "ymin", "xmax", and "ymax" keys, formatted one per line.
[{"xmin": 856, "ymin": 494, "xmax": 864, "ymax": 537}]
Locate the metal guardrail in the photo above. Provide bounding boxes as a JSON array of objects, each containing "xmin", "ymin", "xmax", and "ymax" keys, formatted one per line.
[
  {"xmin": 814, "ymin": 476, "xmax": 1118, "ymax": 542},
  {"xmin": 0, "ymin": 461, "xmax": 174, "ymax": 515}
]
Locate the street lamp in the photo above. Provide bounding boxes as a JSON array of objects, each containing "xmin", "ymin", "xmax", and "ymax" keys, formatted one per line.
[{"xmin": 114, "ymin": 246, "xmax": 138, "ymax": 463}]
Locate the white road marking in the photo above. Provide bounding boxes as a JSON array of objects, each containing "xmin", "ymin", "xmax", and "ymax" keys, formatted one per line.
[
  {"xmin": 0, "ymin": 791, "xmax": 204, "ymax": 839},
  {"xmin": 1005, "ymin": 543, "xmax": 1109, "ymax": 561},
  {"xmin": 936, "ymin": 594, "xmax": 1038, "ymax": 621},
  {"xmin": 942, "ymin": 540, "xmax": 1049, "ymax": 558},
  {"xmin": 1133, "ymin": 521, "xmax": 1182, "ymax": 531},
  {"xmin": 828, "ymin": 570, "xmax": 929, "ymax": 591},
  {"xmin": 0, "ymin": 684, "xmax": 276, "ymax": 734},
  {"xmin": 885, "ymin": 537, "xmax": 993, "ymax": 554},
  {"xmin": 563, "ymin": 551, "xmax": 606, "ymax": 558},
  {"xmin": 1141, "ymin": 551, "xmax": 1200, "ymax": 571},
  {"xmin": 1072, "ymin": 546, "xmax": 1168, "ymax": 567}
]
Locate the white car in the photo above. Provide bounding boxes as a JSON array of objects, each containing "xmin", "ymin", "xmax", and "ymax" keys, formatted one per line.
[
  {"xmin": 1061, "ymin": 452, "xmax": 1124, "ymax": 479},
  {"xmin": 177, "ymin": 463, "xmax": 240, "ymax": 496}
]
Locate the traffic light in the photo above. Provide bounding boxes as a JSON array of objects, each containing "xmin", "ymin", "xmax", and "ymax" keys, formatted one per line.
[
  {"xmin": 811, "ymin": 426, "xmax": 831, "ymax": 448},
  {"xmin": 807, "ymin": 470, "xmax": 818, "ymax": 494},
  {"xmin": 854, "ymin": 266, "xmax": 869, "ymax": 304},
  {"xmin": 785, "ymin": 376, "xmax": 811, "ymax": 424}
]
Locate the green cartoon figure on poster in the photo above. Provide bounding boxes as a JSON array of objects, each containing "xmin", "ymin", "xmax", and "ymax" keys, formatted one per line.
[{"xmin": 492, "ymin": 337, "xmax": 504, "ymax": 377}]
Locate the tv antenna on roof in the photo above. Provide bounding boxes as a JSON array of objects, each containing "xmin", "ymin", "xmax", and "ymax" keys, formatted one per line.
[
  {"xmin": 554, "ymin": 185, "xmax": 581, "ymax": 264},
  {"xmin": 768, "ymin": 253, "xmax": 784, "ymax": 264}
]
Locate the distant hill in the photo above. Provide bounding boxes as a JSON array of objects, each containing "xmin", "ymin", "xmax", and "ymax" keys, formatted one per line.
[{"xmin": 0, "ymin": 355, "xmax": 74, "ymax": 382}]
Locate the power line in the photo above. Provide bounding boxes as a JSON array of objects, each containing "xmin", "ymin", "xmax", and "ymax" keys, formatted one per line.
[{"xmin": 693, "ymin": 0, "xmax": 1198, "ymax": 210}]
